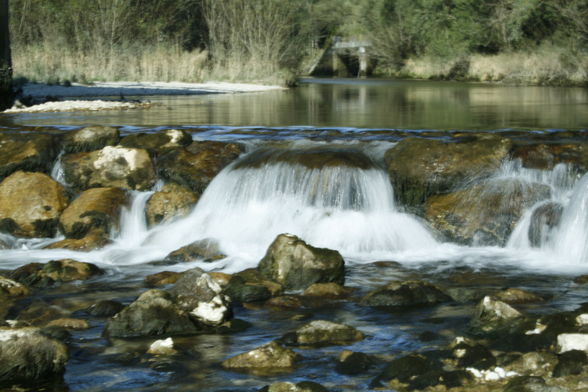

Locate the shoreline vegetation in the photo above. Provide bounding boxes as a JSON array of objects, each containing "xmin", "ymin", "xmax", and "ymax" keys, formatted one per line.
[{"xmin": 9, "ymin": 0, "xmax": 588, "ymax": 89}]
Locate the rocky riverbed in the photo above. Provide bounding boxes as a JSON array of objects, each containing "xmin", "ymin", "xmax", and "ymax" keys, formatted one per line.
[{"xmin": 2, "ymin": 126, "xmax": 588, "ymax": 391}]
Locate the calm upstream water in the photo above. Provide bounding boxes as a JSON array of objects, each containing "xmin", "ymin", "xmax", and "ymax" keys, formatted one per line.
[{"xmin": 2, "ymin": 79, "xmax": 588, "ymax": 392}]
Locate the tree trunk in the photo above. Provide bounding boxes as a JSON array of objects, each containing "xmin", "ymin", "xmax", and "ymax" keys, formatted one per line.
[{"xmin": 0, "ymin": 0, "xmax": 13, "ymax": 111}]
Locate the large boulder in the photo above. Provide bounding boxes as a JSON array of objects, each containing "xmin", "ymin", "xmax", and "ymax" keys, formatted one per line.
[
  {"xmin": 222, "ymin": 341, "xmax": 298, "ymax": 371},
  {"xmin": 157, "ymin": 141, "xmax": 243, "ymax": 194},
  {"xmin": 0, "ymin": 133, "xmax": 60, "ymax": 180},
  {"xmin": 61, "ymin": 146, "xmax": 156, "ymax": 191},
  {"xmin": 62, "ymin": 126, "xmax": 119, "ymax": 153},
  {"xmin": 360, "ymin": 280, "xmax": 451, "ymax": 308},
  {"xmin": 0, "ymin": 171, "xmax": 68, "ymax": 237},
  {"xmin": 119, "ymin": 129, "xmax": 192, "ymax": 156},
  {"xmin": 59, "ymin": 187, "xmax": 128, "ymax": 238},
  {"xmin": 281, "ymin": 320, "xmax": 364, "ymax": 346},
  {"xmin": 258, "ymin": 234, "xmax": 345, "ymax": 290},
  {"xmin": 425, "ymin": 179, "xmax": 551, "ymax": 245},
  {"xmin": 0, "ymin": 328, "xmax": 68, "ymax": 382},
  {"xmin": 103, "ymin": 289, "xmax": 199, "ymax": 338},
  {"xmin": 385, "ymin": 135, "xmax": 512, "ymax": 211},
  {"xmin": 10, "ymin": 259, "xmax": 103, "ymax": 287}
]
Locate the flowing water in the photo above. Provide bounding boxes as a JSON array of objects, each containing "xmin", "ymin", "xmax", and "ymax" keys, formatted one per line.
[{"xmin": 2, "ymin": 79, "xmax": 588, "ymax": 391}]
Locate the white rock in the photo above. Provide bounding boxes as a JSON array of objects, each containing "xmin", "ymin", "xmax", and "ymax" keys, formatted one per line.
[
  {"xmin": 557, "ymin": 333, "xmax": 588, "ymax": 353},
  {"xmin": 466, "ymin": 366, "xmax": 518, "ymax": 381},
  {"xmin": 94, "ymin": 146, "xmax": 139, "ymax": 171},
  {"xmin": 147, "ymin": 337, "xmax": 176, "ymax": 355},
  {"xmin": 191, "ymin": 295, "xmax": 230, "ymax": 326},
  {"xmin": 576, "ymin": 314, "xmax": 588, "ymax": 326}
]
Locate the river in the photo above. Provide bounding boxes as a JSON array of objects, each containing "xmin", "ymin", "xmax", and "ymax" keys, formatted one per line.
[{"xmin": 1, "ymin": 79, "xmax": 588, "ymax": 391}]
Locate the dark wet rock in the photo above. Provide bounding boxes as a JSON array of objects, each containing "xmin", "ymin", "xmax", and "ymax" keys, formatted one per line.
[
  {"xmin": 0, "ymin": 275, "xmax": 30, "ymax": 297},
  {"xmin": 360, "ymin": 280, "xmax": 450, "ymax": 308},
  {"xmin": 103, "ymin": 289, "xmax": 199, "ymax": 338},
  {"xmin": 553, "ymin": 350, "xmax": 587, "ymax": 377},
  {"xmin": 0, "ymin": 328, "xmax": 68, "ymax": 382},
  {"xmin": 61, "ymin": 146, "xmax": 156, "ymax": 191},
  {"xmin": 385, "ymin": 135, "xmax": 512, "ymax": 211},
  {"xmin": 46, "ymin": 318, "xmax": 89, "ymax": 330},
  {"xmin": 222, "ymin": 341, "xmax": 298, "ymax": 371},
  {"xmin": 119, "ymin": 129, "xmax": 192, "ymax": 156},
  {"xmin": 258, "ymin": 234, "xmax": 345, "ymax": 290},
  {"xmin": 224, "ymin": 276, "xmax": 272, "ymax": 303},
  {"xmin": 529, "ymin": 202, "xmax": 564, "ymax": 247},
  {"xmin": 157, "ymin": 141, "xmax": 243, "ymax": 194},
  {"xmin": 145, "ymin": 271, "xmax": 182, "ymax": 287},
  {"xmin": 259, "ymin": 381, "xmax": 328, "ymax": 392},
  {"xmin": 409, "ymin": 370, "xmax": 472, "ymax": 390},
  {"xmin": 575, "ymin": 275, "xmax": 588, "ymax": 284},
  {"xmin": 504, "ymin": 351, "xmax": 557, "ymax": 375},
  {"xmin": 371, "ymin": 353, "xmax": 443, "ymax": 387},
  {"xmin": 0, "ymin": 171, "xmax": 68, "ymax": 238},
  {"xmin": 164, "ymin": 239, "xmax": 225, "ymax": 263},
  {"xmin": 146, "ymin": 183, "xmax": 198, "ymax": 226},
  {"xmin": 446, "ymin": 287, "xmax": 487, "ymax": 303},
  {"xmin": 504, "ymin": 375, "xmax": 567, "ymax": 392},
  {"xmin": 266, "ymin": 295, "xmax": 304, "ymax": 309},
  {"xmin": 39, "ymin": 325, "xmax": 71, "ymax": 341},
  {"xmin": 234, "ymin": 147, "xmax": 374, "ymax": 170},
  {"xmin": 0, "ymin": 133, "xmax": 60, "ymax": 180},
  {"xmin": 45, "ymin": 228, "xmax": 110, "ymax": 251},
  {"xmin": 512, "ymin": 142, "xmax": 588, "ymax": 171},
  {"xmin": 451, "ymin": 341, "xmax": 496, "ymax": 369},
  {"xmin": 469, "ymin": 296, "xmax": 525, "ymax": 335},
  {"xmin": 335, "ymin": 350, "xmax": 373, "ymax": 375},
  {"xmin": 425, "ymin": 179, "xmax": 551, "ymax": 246},
  {"xmin": 85, "ymin": 300, "xmax": 125, "ymax": 317},
  {"xmin": 169, "ymin": 268, "xmax": 232, "ymax": 326},
  {"xmin": 10, "ymin": 259, "xmax": 103, "ymax": 287},
  {"xmin": 281, "ymin": 320, "xmax": 364, "ymax": 346},
  {"xmin": 62, "ymin": 126, "xmax": 119, "ymax": 153},
  {"xmin": 15, "ymin": 301, "xmax": 70, "ymax": 327},
  {"xmin": 303, "ymin": 283, "xmax": 354, "ymax": 298},
  {"xmin": 59, "ymin": 187, "xmax": 128, "ymax": 239},
  {"xmin": 495, "ymin": 288, "xmax": 544, "ymax": 304}
]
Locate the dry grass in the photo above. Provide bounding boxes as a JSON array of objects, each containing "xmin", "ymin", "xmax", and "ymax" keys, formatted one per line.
[
  {"xmin": 396, "ymin": 47, "xmax": 588, "ymax": 86},
  {"xmin": 13, "ymin": 43, "xmax": 209, "ymax": 84}
]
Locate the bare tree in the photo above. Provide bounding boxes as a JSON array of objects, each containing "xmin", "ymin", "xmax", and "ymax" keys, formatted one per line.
[{"xmin": 0, "ymin": 0, "xmax": 12, "ymax": 110}]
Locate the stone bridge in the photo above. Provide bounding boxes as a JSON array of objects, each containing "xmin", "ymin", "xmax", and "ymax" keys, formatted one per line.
[{"xmin": 309, "ymin": 37, "xmax": 373, "ymax": 77}]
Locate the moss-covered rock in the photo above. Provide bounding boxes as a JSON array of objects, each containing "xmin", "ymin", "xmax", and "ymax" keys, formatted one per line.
[
  {"xmin": 61, "ymin": 146, "xmax": 155, "ymax": 191},
  {"xmin": 157, "ymin": 141, "xmax": 243, "ymax": 194},
  {"xmin": 425, "ymin": 179, "xmax": 551, "ymax": 245},
  {"xmin": 146, "ymin": 183, "xmax": 198, "ymax": 226},
  {"xmin": 0, "ymin": 133, "xmax": 60, "ymax": 180},
  {"xmin": 59, "ymin": 187, "xmax": 128, "ymax": 238},
  {"xmin": 281, "ymin": 320, "xmax": 364, "ymax": 346},
  {"xmin": 10, "ymin": 259, "xmax": 103, "ymax": 287},
  {"xmin": 0, "ymin": 171, "xmax": 68, "ymax": 237},
  {"xmin": 222, "ymin": 341, "xmax": 298, "ymax": 372},
  {"xmin": 360, "ymin": 280, "xmax": 450, "ymax": 308},
  {"xmin": 385, "ymin": 135, "xmax": 512, "ymax": 211},
  {"xmin": 258, "ymin": 234, "xmax": 345, "ymax": 290},
  {"xmin": 62, "ymin": 126, "xmax": 119, "ymax": 153}
]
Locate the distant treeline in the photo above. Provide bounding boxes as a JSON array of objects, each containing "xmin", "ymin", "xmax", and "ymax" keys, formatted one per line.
[{"xmin": 10, "ymin": 0, "xmax": 588, "ymax": 85}]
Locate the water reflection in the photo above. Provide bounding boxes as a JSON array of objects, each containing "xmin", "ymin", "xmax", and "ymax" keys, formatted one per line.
[{"xmin": 1, "ymin": 79, "xmax": 587, "ymax": 130}]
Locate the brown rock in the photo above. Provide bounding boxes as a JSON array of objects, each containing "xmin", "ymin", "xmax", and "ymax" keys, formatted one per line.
[
  {"xmin": 146, "ymin": 183, "xmax": 198, "ymax": 226},
  {"xmin": 266, "ymin": 295, "xmax": 304, "ymax": 309},
  {"xmin": 222, "ymin": 341, "xmax": 298, "ymax": 371},
  {"xmin": 164, "ymin": 239, "xmax": 226, "ymax": 263},
  {"xmin": 0, "ymin": 171, "xmax": 68, "ymax": 237},
  {"xmin": 495, "ymin": 288, "xmax": 543, "ymax": 304},
  {"xmin": 10, "ymin": 259, "xmax": 103, "ymax": 287},
  {"xmin": 0, "ymin": 133, "xmax": 60, "ymax": 180},
  {"xmin": 158, "ymin": 141, "xmax": 243, "ymax": 194},
  {"xmin": 144, "ymin": 271, "xmax": 182, "ymax": 286},
  {"xmin": 119, "ymin": 129, "xmax": 192, "ymax": 156},
  {"xmin": 62, "ymin": 126, "xmax": 119, "ymax": 153},
  {"xmin": 45, "ymin": 229, "xmax": 109, "ymax": 251},
  {"xmin": 512, "ymin": 143, "xmax": 588, "ymax": 171},
  {"xmin": 59, "ymin": 187, "xmax": 128, "ymax": 238},
  {"xmin": 46, "ymin": 318, "xmax": 89, "ymax": 330},
  {"xmin": 303, "ymin": 283, "xmax": 354, "ymax": 298},
  {"xmin": 62, "ymin": 146, "xmax": 156, "ymax": 191},
  {"xmin": 0, "ymin": 275, "xmax": 30, "ymax": 297}
]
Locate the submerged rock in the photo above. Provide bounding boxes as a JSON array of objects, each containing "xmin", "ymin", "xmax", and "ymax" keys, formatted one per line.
[
  {"xmin": 385, "ymin": 135, "xmax": 512, "ymax": 210},
  {"xmin": 259, "ymin": 381, "xmax": 328, "ymax": 392},
  {"xmin": 59, "ymin": 187, "xmax": 128, "ymax": 238},
  {"xmin": 335, "ymin": 351, "xmax": 373, "ymax": 375},
  {"xmin": 62, "ymin": 126, "xmax": 119, "ymax": 153},
  {"xmin": 360, "ymin": 280, "xmax": 450, "ymax": 308},
  {"xmin": 157, "ymin": 141, "xmax": 243, "ymax": 194},
  {"xmin": 0, "ymin": 328, "xmax": 68, "ymax": 382},
  {"xmin": 62, "ymin": 146, "xmax": 156, "ymax": 191},
  {"xmin": 85, "ymin": 300, "xmax": 125, "ymax": 318},
  {"xmin": 145, "ymin": 271, "xmax": 182, "ymax": 287},
  {"xmin": 10, "ymin": 259, "xmax": 103, "ymax": 287},
  {"xmin": 103, "ymin": 289, "xmax": 199, "ymax": 338},
  {"xmin": 258, "ymin": 234, "xmax": 345, "ymax": 290},
  {"xmin": 303, "ymin": 282, "xmax": 354, "ymax": 298},
  {"xmin": 164, "ymin": 239, "xmax": 225, "ymax": 263},
  {"xmin": 371, "ymin": 353, "xmax": 443, "ymax": 388},
  {"xmin": 529, "ymin": 202, "xmax": 564, "ymax": 247},
  {"xmin": 495, "ymin": 288, "xmax": 544, "ymax": 304},
  {"xmin": 552, "ymin": 350, "xmax": 587, "ymax": 377},
  {"xmin": 119, "ymin": 129, "xmax": 192, "ymax": 156},
  {"xmin": 0, "ymin": 171, "xmax": 68, "ymax": 237},
  {"xmin": 425, "ymin": 179, "xmax": 551, "ymax": 245},
  {"xmin": 281, "ymin": 320, "xmax": 364, "ymax": 346},
  {"xmin": 222, "ymin": 341, "xmax": 298, "ymax": 371},
  {"xmin": 0, "ymin": 133, "xmax": 60, "ymax": 180},
  {"xmin": 146, "ymin": 183, "xmax": 198, "ymax": 226}
]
